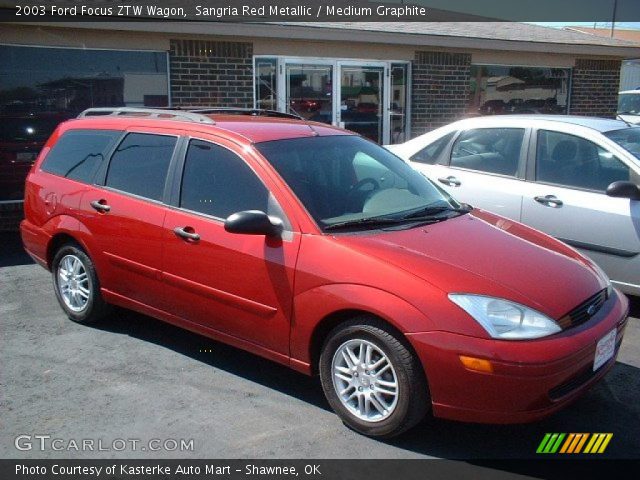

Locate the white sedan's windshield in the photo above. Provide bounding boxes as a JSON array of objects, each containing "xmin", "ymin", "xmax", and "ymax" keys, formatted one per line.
[
  {"xmin": 604, "ymin": 127, "xmax": 640, "ymax": 161},
  {"xmin": 256, "ymin": 135, "xmax": 460, "ymax": 228},
  {"xmin": 618, "ymin": 93, "xmax": 640, "ymax": 115}
]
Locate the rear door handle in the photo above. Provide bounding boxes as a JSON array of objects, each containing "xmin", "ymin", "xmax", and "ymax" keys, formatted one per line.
[
  {"xmin": 438, "ymin": 176, "xmax": 461, "ymax": 187},
  {"xmin": 90, "ymin": 200, "xmax": 111, "ymax": 213},
  {"xmin": 174, "ymin": 226, "xmax": 200, "ymax": 241},
  {"xmin": 534, "ymin": 195, "xmax": 563, "ymax": 207}
]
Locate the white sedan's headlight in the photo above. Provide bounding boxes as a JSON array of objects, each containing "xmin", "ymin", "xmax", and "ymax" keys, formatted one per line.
[{"xmin": 449, "ymin": 295, "xmax": 561, "ymax": 340}]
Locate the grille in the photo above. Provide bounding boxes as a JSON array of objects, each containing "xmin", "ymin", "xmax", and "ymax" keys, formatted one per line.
[{"xmin": 557, "ymin": 288, "xmax": 608, "ymax": 330}]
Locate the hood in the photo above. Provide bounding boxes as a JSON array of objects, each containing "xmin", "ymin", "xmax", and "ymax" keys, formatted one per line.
[{"xmin": 336, "ymin": 209, "xmax": 607, "ymax": 319}]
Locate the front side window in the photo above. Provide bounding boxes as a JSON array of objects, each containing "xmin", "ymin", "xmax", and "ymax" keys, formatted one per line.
[
  {"xmin": 180, "ymin": 140, "xmax": 270, "ymax": 219},
  {"xmin": 105, "ymin": 133, "xmax": 176, "ymax": 201},
  {"xmin": 41, "ymin": 129, "xmax": 121, "ymax": 183},
  {"xmin": 411, "ymin": 132, "xmax": 455, "ymax": 165},
  {"xmin": 450, "ymin": 128, "xmax": 524, "ymax": 176},
  {"xmin": 256, "ymin": 135, "xmax": 460, "ymax": 228},
  {"xmin": 536, "ymin": 130, "xmax": 632, "ymax": 192}
]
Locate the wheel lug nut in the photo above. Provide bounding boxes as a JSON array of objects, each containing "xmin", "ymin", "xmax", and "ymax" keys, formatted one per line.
[
  {"xmin": 370, "ymin": 385, "xmax": 374, "ymax": 390},
  {"xmin": 354, "ymin": 372, "xmax": 358, "ymax": 377},
  {"xmin": 358, "ymin": 387, "xmax": 363, "ymax": 391}
]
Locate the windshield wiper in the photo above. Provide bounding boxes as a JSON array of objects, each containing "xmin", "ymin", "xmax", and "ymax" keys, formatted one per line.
[
  {"xmin": 400, "ymin": 204, "xmax": 472, "ymax": 220},
  {"xmin": 324, "ymin": 215, "xmax": 444, "ymax": 231}
]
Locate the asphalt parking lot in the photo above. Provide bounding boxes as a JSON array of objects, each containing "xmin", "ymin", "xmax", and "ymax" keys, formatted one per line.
[{"xmin": 1, "ymin": 231, "xmax": 639, "ymax": 461}]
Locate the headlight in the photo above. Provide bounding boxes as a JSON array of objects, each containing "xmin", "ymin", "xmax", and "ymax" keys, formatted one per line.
[{"xmin": 448, "ymin": 294, "xmax": 561, "ymax": 340}]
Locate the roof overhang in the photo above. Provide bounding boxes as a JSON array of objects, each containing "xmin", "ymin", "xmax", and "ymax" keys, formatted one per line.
[{"xmin": 7, "ymin": 21, "xmax": 640, "ymax": 58}]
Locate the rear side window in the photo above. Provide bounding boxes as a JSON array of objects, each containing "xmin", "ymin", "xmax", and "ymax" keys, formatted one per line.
[
  {"xmin": 105, "ymin": 133, "xmax": 177, "ymax": 201},
  {"xmin": 180, "ymin": 139, "xmax": 270, "ymax": 219},
  {"xmin": 41, "ymin": 129, "xmax": 121, "ymax": 183},
  {"xmin": 410, "ymin": 132, "xmax": 454, "ymax": 164}
]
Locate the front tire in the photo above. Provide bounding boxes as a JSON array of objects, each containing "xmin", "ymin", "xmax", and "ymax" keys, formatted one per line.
[
  {"xmin": 319, "ymin": 317, "xmax": 429, "ymax": 438},
  {"xmin": 52, "ymin": 244, "xmax": 110, "ymax": 324}
]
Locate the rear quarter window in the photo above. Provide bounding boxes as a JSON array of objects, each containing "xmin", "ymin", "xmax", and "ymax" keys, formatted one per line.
[{"xmin": 41, "ymin": 129, "xmax": 121, "ymax": 183}]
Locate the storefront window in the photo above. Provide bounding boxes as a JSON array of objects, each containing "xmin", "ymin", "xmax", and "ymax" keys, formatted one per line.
[
  {"xmin": 0, "ymin": 45, "xmax": 169, "ymax": 202},
  {"xmin": 469, "ymin": 65, "xmax": 570, "ymax": 116}
]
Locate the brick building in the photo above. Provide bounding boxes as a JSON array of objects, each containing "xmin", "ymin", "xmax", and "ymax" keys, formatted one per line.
[{"xmin": 1, "ymin": 21, "xmax": 639, "ymax": 228}]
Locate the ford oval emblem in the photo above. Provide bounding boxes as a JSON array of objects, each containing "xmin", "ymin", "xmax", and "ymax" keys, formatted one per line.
[{"xmin": 587, "ymin": 304, "xmax": 597, "ymax": 316}]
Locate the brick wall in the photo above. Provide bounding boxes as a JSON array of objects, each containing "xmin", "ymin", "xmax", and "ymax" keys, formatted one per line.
[
  {"xmin": 169, "ymin": 39, "xmax": 254, "ymax": 107},
  {"xmin": 570, "ymin": 59, "xmax": 621, "ymax": 118},
  {"xmin": 411, "ymin": 51, "xmax": 471, "ymax": 137}
]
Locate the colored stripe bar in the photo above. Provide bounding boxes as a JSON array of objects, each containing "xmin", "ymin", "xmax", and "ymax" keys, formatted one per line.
[
  {"xmin": 537, "ymin": 433, "xmax": 552, "ymax": 453},
  {"xmin": 573, "ymin": 433, "xmax": 589, "ymax": 453},
  {"xmin": 543, "ymin": 434, "xmax": 559, "ymax": 453},
  {"xmin": 559, "ymin": 433, "xmax": 575, "ymax": 453},
  {"xmin": 597, "ymin": 434, "xmax": 613, "ymax": 453},
  {"xmin": 549, "ymin": 433, "xmax": 565, "ymax": 453}
]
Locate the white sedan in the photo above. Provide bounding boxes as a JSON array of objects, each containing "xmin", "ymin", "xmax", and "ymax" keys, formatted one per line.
[{"xmin": 386, "ymin": 115, "xmax": 640, "ymax": 296}]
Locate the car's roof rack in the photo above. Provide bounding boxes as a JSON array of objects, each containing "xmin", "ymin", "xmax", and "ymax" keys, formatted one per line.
[
  {"xmin": 77, "ymin": 107, "xmax": 215, "ymax": 124},
  {"xmin": 188, "ymin": 107, "xmax": 302, "ymax": 120}
]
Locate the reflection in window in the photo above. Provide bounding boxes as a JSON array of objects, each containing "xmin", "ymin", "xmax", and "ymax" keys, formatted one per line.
[
  {"xmin": 106, "ymin": 133, "xmax": 176, "ymax": 201},
  {"xmin": 180, "ymin": 140, "xmax": 269, "ymax": 219},
  {"xmin": 469, "ymin": 65, "xmax": 570, "ymax": 116},
  {"xmin": 41, "ymin": 129, "xmax": 121, "ymax": 184},
  {"xmin": 286, "ymin": 64, "xmax": 333, "ymax": 123},
  {"xmin": 451, "ymin": 128, "xmax": 524, "ymax": 177},
  {"xmin": 536, "ymin": 130, "xmax": 631, "ymax": 191},
  {"xmin": 255, "ymin": 58, "xmax": 277, "ymax": 111},
  {"xmin": 390, "ymin": 64, "xmax": 408, "ymax": 144},
  {"xmin": 0, "ymin": 45, "xmax": 169, "ymax": 202}
]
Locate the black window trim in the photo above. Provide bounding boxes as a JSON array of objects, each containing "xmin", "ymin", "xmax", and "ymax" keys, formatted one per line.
[
  {"xmin": 445, "ymin": 126, "xmax": 531, "ymax": 180},
  {"xmin": 168, "ymin": 135, "xmax": 293, "ymax": 232},
  {"xmin": 95, "ymin": 130, "xmax": 181, "ymax": 205},
  {"xmin": 528, "ymin": 127, "xmax": 631, "ymax": 195},
  {"xmin": 39, "ymin": 128, "xmax": 125, "ymax": 185}
]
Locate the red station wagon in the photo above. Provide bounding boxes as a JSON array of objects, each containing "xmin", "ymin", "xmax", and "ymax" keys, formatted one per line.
[{"xmin": 21, "ymin": 107, "xmax": 629, "ymax": 437}]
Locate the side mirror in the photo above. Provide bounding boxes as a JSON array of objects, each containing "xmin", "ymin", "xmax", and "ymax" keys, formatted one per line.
[
  {"xmin": 606, "ymin": 181, "xmax": 640, "ymax": 201},
  {"xmin": 224, "ymin": 210, "xmax": 284, "ymax": 237}
]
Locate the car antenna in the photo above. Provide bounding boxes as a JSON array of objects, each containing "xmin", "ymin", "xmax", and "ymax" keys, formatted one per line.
[{"xmin": 259, "ymin": 78, "xmax": 320, "ymax": 136}]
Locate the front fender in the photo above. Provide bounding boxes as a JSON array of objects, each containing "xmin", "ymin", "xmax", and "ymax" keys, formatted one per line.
[{"xmin": 290, "ymin": 283, "xmax": 436, "ymax": 369}]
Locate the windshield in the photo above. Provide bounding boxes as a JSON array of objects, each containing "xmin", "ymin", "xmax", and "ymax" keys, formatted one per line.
[
  {"xmin": 604, "ymin": 127, "xmax": 640, "ymax": 160},
  {"xmin": 618, "ymin": 93, "xmax": 640, "ymax": 115},
  {"xmin": 256, "ymin": 135, "xmax": 461, "ymax": 230}
]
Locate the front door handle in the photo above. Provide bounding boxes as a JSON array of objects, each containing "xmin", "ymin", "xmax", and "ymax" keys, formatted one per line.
[
  {"xmin": 438, "ymin": 176, "xmax": 461, "ymax": 187},
  {"xmin": 174, "ymin": 226, "xmax": 200, "ymax": 242},
  {"xmin": 534, "ymin": 195, "xmax": 563, "ymax": 207},
  {"xmin": 90, "ymin": 200, "xmax": 111, "ymax": 213}
]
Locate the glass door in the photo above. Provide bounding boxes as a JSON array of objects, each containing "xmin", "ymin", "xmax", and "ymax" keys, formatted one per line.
[
  {"xmin": 285, "ymin": 63, "xmax": 333, "ymax": 124},
  {"xmin": 389, "ymin": 63, "xmax": 409, "ymax": 144},
  {"xmin": 338, "ymin": 65, "xmax": 384, "ymax": 144}
]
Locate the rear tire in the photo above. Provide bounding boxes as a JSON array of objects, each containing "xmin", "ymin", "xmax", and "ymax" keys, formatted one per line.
[
  {"xmin": 319, "ymin": 316, "xmax": 429, "ymax": 438},
  {"xmin": 52, "ymin": 243, "xmax": 110, "ymax": 324}
]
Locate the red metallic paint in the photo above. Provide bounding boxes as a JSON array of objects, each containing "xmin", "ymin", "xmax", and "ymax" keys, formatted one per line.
[{"xmin": 20, "ymin": 115, "xmax": 629, "ymax": 424}]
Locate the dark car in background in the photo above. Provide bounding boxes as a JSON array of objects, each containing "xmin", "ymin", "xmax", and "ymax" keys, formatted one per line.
[{"xmin": 0, "ymin": 112, "xmax": 71, "ymax": 229}]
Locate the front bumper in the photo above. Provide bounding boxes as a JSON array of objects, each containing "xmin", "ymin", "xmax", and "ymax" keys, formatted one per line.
[{"xmin": 407, "ymin": 289, "xmax": 629, "ymax": 423}]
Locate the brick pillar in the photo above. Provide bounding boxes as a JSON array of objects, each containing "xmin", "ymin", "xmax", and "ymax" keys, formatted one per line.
[
  {"xmin": 570, "ymin": 59, "xmax": 621, "ymax": 118},
  {"xmin": 169, "ymin": 39, "xmax": 254, "ymax": 107},
  {"xmin": 411, "ymin": 51, "xmax": 471, "ymax": 137}
]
